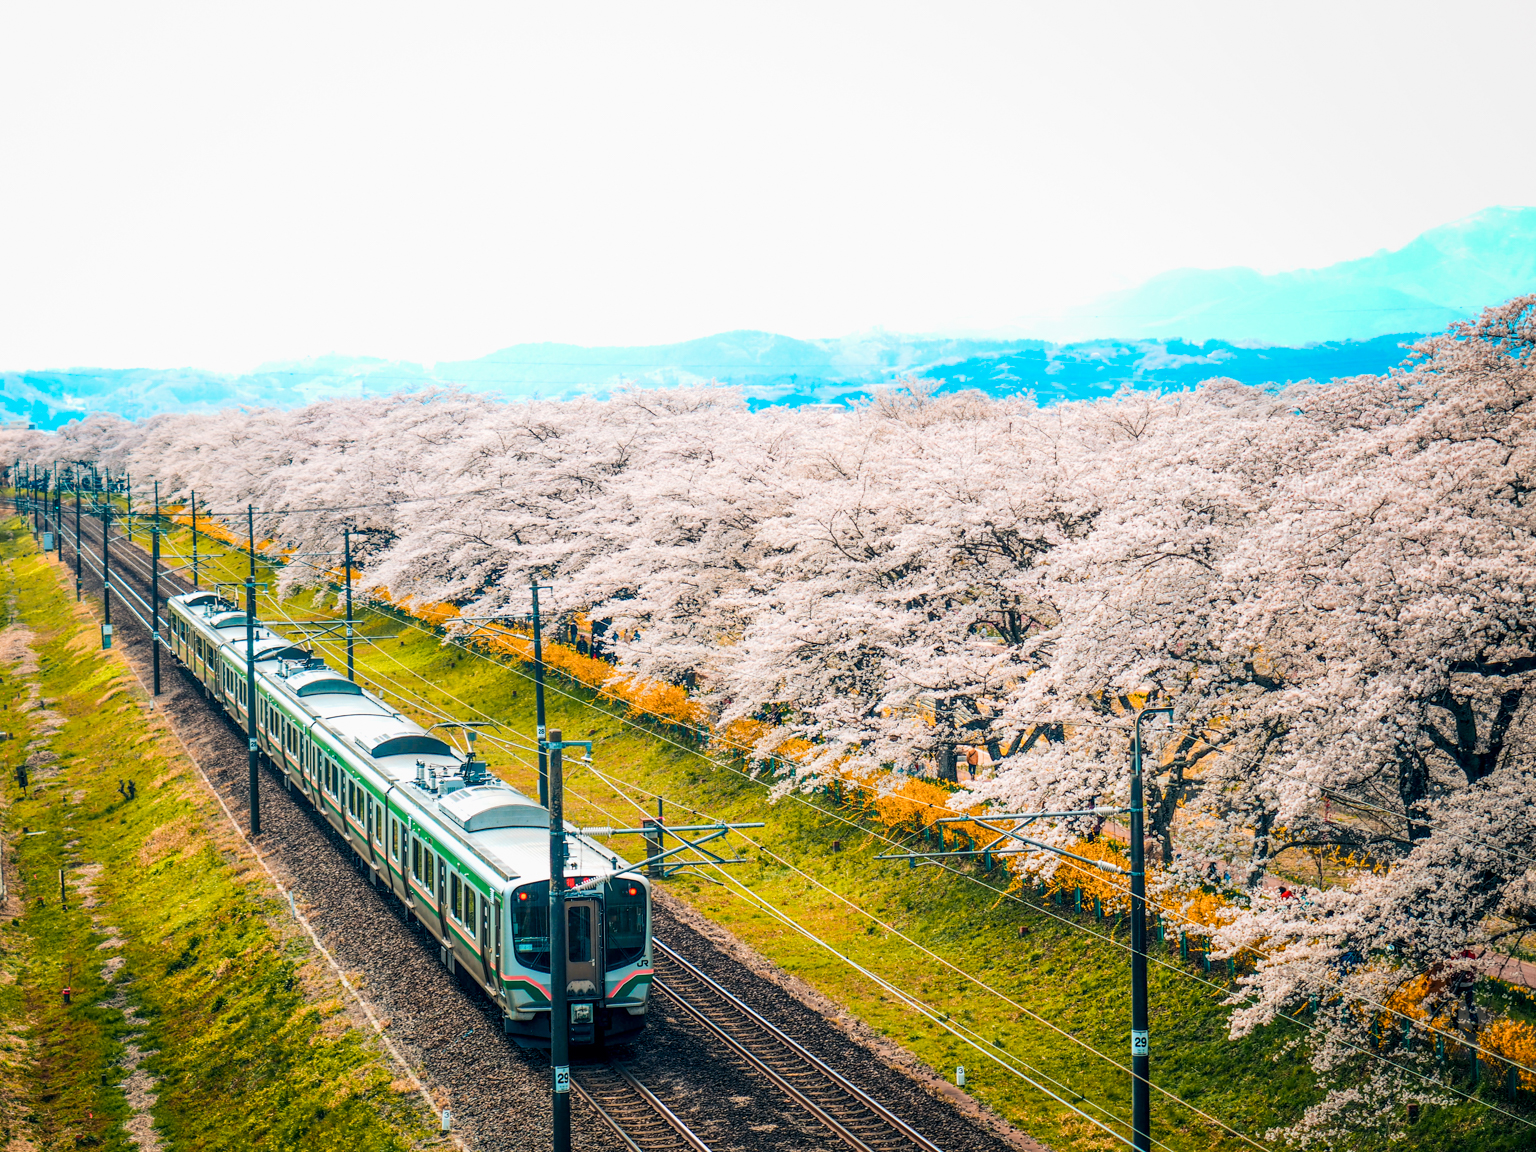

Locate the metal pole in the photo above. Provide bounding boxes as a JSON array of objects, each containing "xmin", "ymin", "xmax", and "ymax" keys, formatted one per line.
[
  {"xmin": 344, "ymin": 529, "xmax": 355, "ymax": 681},
  {"xmin": 151, "ymin": 480, "xmax": 161, "ymax": 696},
  {"xmin": 246, "ymin": 505, "xmax": 260, "ymax": 837},
  {"xmin": 54, "ymin": 477, "xmax": 62, "ymax": 560},
  {"xmin": 74, "ymin": 486, "xmax": 81, "ymax": 600},
  {"xmin": 1131, "ymin": 705, "xmax": 1171, "ymax": 1152},
  {"xmin": 533, "ymin": 582, "xmax": 549, "ymax": 807},
  {"xmin": 547, "ymin": 727, "xmax": 570, "ymax": 1152},
  {"xmin": 190, "ymin": 489, "xmax": 199, "ymax": 588},
  {"xmin": 101, "ymin": 503, "xmax": 112, "ymax": 634}
]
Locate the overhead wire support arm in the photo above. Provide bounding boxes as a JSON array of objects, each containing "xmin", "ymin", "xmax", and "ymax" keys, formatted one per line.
[
  {"xmin": 571, "ymin": 819, "xmax": 766, "ymax": 883},
  {"xmin": 577, "ymin": 822, "xmax": 767, "ymax": 837}
]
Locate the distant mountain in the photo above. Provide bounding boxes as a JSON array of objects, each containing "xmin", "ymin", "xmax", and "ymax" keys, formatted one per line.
[
  {"xmin": 6, "ymin": 207, "xmax": 1531, "ymax": 429},
  {"xmin": 433, "ymin": 330, "xmax": 1029, "ymax": 397},
  {"xmin": 913, "ymin": 333, "xmax": 1422, "ymax": 405},
  {"xmin": 1057, "ymin": 206, "xmax": 1536, "ymax": 344},
  {"xmin": 0, "ymin": 332, "xmax": 1424, "ymax": 430},
  {"xmin": 0, "ymin": 357, "xmax": 434, "ymax": 430}
]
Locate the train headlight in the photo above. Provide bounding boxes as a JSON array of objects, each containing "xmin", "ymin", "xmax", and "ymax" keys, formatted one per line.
[{"xmin": 571, "ymin": 1003, "xmax": 593, "ymax": 1024}]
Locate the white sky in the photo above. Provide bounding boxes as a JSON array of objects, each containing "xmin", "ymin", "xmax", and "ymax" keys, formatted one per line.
[{"xmin": 1, "ymin": 1, "xmax": 1532, "ymax": 372}]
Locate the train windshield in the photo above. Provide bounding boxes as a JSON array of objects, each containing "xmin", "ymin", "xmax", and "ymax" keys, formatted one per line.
[
  {"xmin": 512, "ymin": 879, "xmax": 647, "ymax": 973},
  {"xmin": 605, "ymin": 878, "xmax": 646, "ymax": 970},
  {"xmin": 512, "ymin": 882, "xmax": 550, "ymax": 972}
]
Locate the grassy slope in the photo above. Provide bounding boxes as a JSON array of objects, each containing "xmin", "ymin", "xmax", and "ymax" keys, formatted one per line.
[
  {"xmin": 0, "ymin": 523, "xmax": 430, "ymax": 1151},
  {"xmin": 146, "ymin": 522, "xmax": 1529, "ymax": 1151}
]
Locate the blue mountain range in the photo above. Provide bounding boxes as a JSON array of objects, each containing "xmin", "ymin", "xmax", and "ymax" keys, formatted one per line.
[
  {"xmin": 4, "ymin": 207, "xmax": 1532, "ymax": 430},
  {"xmin": 1055, "ymin": 205, "xmax": 1536, "ymax": 344}
]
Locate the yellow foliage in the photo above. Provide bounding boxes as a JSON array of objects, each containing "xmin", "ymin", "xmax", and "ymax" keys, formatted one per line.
[
  {"xmin": 1481, "ymin": 1017, "xmax": 1536, "ymax": 1089},
  {"xmin": 716, "ymin": 717, "xmax": 772, "ymax": 754},
  {"xmin": 598, "ymin": 673, "xmax": 706, "ymax": 727},
  {"xmin": 869, "ymin": 777, "xmax": 966, "ymax": 831}
]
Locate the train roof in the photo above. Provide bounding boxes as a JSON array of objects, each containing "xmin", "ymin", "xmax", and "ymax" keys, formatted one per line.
[
  {"xmin": 272, "ymin": 665, "xmax": 365, "ymax": 698},
  {"xmin": 167, "ymin": 590, "xmax": 636, "ymax": 887}
]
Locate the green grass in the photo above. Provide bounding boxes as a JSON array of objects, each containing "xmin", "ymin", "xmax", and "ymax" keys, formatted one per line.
[
  {"xmin": 78, "ymin": 515, "xmax": 1536, "ymax": 1151},
  {"xmin": 0, "ymin": 521, "xmax": 430, "ymax": 1151}
]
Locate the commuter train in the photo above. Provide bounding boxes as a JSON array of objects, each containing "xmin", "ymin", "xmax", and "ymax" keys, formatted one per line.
[{"xmin": 163, "ymin": 589, "xmax": 652, "ymax": 1045}]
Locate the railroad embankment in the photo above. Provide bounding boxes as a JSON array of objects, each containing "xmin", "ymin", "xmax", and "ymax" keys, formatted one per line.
[{"xmin": 0, "ymin": 529, "xmax": 432, "ymax": 1151}]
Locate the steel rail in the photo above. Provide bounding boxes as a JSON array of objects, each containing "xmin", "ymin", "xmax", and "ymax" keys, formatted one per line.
[
  {"xmin": 572, "ymin": 1063, "xmax": 714, "ymax": 1152},
  {"xmin": 653, "ymin": 939, "xmax": 943, "ymax": 1152}
]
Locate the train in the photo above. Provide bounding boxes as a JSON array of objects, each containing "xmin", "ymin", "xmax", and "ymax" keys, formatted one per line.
[{"xmin": 162, "ymin": 588, "xmax": 653, "ymax": 1046}]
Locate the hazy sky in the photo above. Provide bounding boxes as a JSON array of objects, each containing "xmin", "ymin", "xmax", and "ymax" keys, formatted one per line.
[{"xmin": 2, "ymin": 1, "xmax": 1532, "ymax": 371}]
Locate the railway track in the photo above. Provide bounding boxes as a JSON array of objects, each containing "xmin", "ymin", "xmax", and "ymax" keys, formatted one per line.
[
  {"xmin": 18, "ymin": 504, "xmax": 1019, "ymax": 1152},
  {"xmin": 574, "ymin": 1064, "xmax": 714, "ymax": 1152},
  {"xmin": 654, "ymin": 940, "xmax": 943, "ymax": 1152}
]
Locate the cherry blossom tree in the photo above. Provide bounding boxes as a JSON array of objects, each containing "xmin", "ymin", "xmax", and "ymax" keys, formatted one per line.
[{"xmin": 8, "ymin": 298, "xmax": 1536, "ymax": 1143}]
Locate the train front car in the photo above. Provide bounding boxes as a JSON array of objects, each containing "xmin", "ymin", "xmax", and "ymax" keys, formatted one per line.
[
  {"xmin": 481, "ymin": 807, "xmax": 653, "ymax": 1047},
  {"xmin": 334, "ymin": 723, "xmax": 655, "ymax": 1047}
]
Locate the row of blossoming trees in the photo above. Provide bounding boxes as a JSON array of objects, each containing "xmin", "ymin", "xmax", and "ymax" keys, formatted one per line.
[{"xmin": 7, "ymin": 297, "xmax": 1535, "ymax": 1139}]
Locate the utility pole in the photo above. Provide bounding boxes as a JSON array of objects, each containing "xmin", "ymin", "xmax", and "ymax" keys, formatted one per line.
[
  {"xmin": 101, "ymin": 502, "xmax": 113, "ymax": 649},
  {"xmin": 547, "ymin": 727, "xmax": 570, "ymax": 1152},
  {"xmin": 532, "ymin": 581, "xmax": 550, "ymax": 807},
  {"xmin": 1131, "ymin": 706, "xmax": 1172, "ymax": 1152},
  {"xmin": 151, "ymin": 480, "xmax": 162, "ymax": 696},
  {"xmin": 344, "ymin": 528, "xmax": 355, "ymax": 681},
  {"xmin": 190, "ymin": 489, "xmax": 199, "ymax": 588},
  {"xmin": 246, "ymin": 505, "xmax": 260, "ymax": 836},
  {"xmin": 54, "ymin": 476, "xmax": 62, "ymax": 560},
  {"xmin": 74, "ymin": 486, "xmax": 82, "ymax": 600}
]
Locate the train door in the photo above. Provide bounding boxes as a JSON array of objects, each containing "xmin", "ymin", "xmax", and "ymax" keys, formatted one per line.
[{"xmin": 564, "ymin": 896, "xmax": 604, "ymax": 1043}]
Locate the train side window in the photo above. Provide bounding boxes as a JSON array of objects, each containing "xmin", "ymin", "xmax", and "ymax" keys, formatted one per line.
[
  {"xmin": 374, "ymin": 807, "xmax": 384, "ymax": 847},
  {"xmin": 450, "ymin": 873, "xmax": 461, "ymax": 923},
  {"xmin": 390, "ymin": 818, "xmax": 399, "ymax": 860},
  {"xmin": 466, "ymin": 888, "xmax": 477, "ymax": 940},
  {"xmin": 438, "ymin": 856, "xmax": 446, "ymax": 904},
  {"xmin": 411, "ymin": 838, "xmax": 421, "ymax": 881}
]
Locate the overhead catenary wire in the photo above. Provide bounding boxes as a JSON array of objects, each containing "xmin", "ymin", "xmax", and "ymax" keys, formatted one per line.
[
  {"xmin": 71, "ymin": 514, "xmax": 1536, "ymax": 1097},
  {"xmin": 256, "ymin": 530, "xmax": 1536, "ymax": 1090},
  {"xmin": 142, "ymin": 518, "xmax": 1266, "ymax": 1145},
  {"xmin": 85, "ymin": 504, "xmax": 1536, "ymax": 1125}
]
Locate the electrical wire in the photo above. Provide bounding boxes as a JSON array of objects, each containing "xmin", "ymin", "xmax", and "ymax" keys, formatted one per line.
[
  {"xmin": 111, "ymin": 516, "xmax": 1264, "ymax": 1145},
  {"xmin": 76, "ymin": 510, "xmax": 1536, "ymax": 1124}
]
